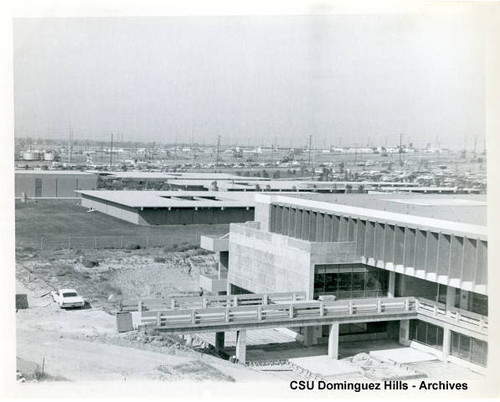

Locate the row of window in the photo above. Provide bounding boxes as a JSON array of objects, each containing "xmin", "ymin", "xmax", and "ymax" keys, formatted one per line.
[
  {"xmin": 451, "ymin": 331, "xmax": 488, "ymax": 367},
  {"xmin": 314, "ymin": 265, "xmax": 389, "ymax": 299},
  {"xmin": 409, "ymin": 320, "xmax": 487, "ymax": 367}
]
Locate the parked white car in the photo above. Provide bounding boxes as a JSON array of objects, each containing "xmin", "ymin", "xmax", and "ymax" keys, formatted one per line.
[{"xmin": 51, "ymin": 289, "xmax": 85, "ymax": 309}]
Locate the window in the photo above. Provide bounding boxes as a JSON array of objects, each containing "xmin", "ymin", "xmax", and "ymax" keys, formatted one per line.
[
  {"xmin": 313, "ymin": 264, "xmax": 389, "ymax": 299},
  {"xmin": 451, "ymin": 332, "xmax": 487, "ymax": 367},
  {"xmin": 409, "ymin": 320, "xmax": 443, "ymax": 349}
]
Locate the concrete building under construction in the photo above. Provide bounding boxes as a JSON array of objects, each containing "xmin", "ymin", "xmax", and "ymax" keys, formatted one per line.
[{"xmin": 200, "ymin": 193, "xmax": 488, "ymax": 371}]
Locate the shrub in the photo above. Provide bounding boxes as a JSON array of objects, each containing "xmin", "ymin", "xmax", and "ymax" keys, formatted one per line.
[
  {"xmin": 125, "ymin": 242, "xmax": 141, "ymax": 250},
  {"xmin": 55, "ymin": 265, "xmax": 73, "ymax": 276},
  {"xmin": 81, "ymin": 258, "xmax": 99, "ymax": 268}
]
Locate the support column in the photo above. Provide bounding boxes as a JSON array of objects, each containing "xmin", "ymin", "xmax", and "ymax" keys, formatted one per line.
[
  {"xmin": 215, "ymin": 332, "xmax": 225, "ymax": 354},
  {"xmin": 399, "ymin": 319, "xmax": 410, "ymax": 346},
  {"xmin": 442, "ymin": 327, "xmax": 451, "ymax": 360},
  {"xmin": 328, "ymin": 323, "xmax": 339, "ymax": 359},
  {"xmin": 235, "ymin": 330, "xmax": 247, "ymax": 364},
  {"xmin": 388, "ymin": 271, "xmax": 396, "ymax": 298},
  {"xmin": 302, "ymin": 326, "xmax": 321, "ymax": 346}
]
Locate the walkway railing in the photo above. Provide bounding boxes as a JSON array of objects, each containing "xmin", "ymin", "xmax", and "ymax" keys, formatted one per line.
[
  {"xmin": 141, "ymin": 297, "xmax": 418, "ymax": 331},
  {"xmin": 416, "ymin": 297, "xmax": 488, "ymax": 335},
  {"xmin": 120, "ymin": 292, "xmax": 308, "ymax": 312}
]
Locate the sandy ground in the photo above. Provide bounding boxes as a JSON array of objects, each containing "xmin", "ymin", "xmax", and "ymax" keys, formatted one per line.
[
  {"xmin": 15, "ymin": 247, "xmax": 285, "ymax": 383},
  {"xmin": 16, "ymin": 279, "xmax": 281, "ymax": 383}
]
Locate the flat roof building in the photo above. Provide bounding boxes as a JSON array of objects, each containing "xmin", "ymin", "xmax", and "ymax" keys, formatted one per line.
[
  {"xmin": 78, "ymin": 190, "xmax": 255, "ymax": 225},
  {"xmin": 15, "ymin": 170, "xmax": 98, "ymax": 198},
  {"xmin": 201, "ymin": 193, "xmax": 488, "ymax": 371}
]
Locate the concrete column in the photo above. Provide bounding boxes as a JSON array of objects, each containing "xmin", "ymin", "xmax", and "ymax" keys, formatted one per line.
[
  {"xmin": 399, "ymin": 319, "xmax": 411, "ymax": 346},
  {"xmin": 328, "ymin": 323, "xmax": 339, "ymax": 359},
  {"xmin": 442, "ymin": 327, "xmax": 451, "ymax": 359},
  {"xmin": 303, "ymin": 326, "xmax": 321, "ymax": 346},
  {"xmin": 235, "ymin": 330, "xmax": 247, "ymax": 364},
  {"xmin": 215, "ymin": 332, "xmax": 225, "ymax": 354},
  {"xmin": 388, "ymin": 271, "xmax": 396, "ymax": 298},
  {"xmin": 446, "ymin": 286, "xmax": 456, "ymax": 309}
]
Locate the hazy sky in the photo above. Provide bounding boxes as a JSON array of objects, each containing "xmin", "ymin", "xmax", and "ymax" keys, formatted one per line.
[{"xmin": 14, "ymin": 14, "xmax": 485, "ymax": 149}]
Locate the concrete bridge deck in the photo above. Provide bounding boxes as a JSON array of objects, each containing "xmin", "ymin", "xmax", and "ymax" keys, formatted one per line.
[{"xmin": 141, "ymin": 297, "xmax": 417, "ymax": 333}]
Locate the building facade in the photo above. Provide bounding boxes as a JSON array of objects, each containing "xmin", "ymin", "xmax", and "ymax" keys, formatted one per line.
[
  {"xmin": 15, "ymin": 170, "xmax": 98, "ymax": 198},
  {"xmin": 214, "ymin": 193, "xmax": 488, "ymax": 371}
]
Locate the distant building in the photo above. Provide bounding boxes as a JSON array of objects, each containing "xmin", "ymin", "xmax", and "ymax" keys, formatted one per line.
[
  {"xmin": 77, "ymin": 190, "xmax": 255, "ymax": 225},
  {"xmin": 15, "ymin": 170, "xmax": 98, "ymax": 198}
]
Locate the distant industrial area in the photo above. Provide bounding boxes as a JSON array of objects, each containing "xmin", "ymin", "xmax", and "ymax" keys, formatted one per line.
[{"xmin": 15, "ymin": 136, "xmax": 487, "ymax": 196}]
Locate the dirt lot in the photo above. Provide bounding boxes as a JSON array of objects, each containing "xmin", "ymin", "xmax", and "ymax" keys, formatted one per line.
[
  {"xmin": 15, "ymin": 245, "xmax": 279, "ymax": 383},
  {"xmin": 16, "ymin": 284, "xmax": 271, "ymax": 383},
  {"xmin": 16, "ymin": 246, "xmax": 219, "ymax": 310}
]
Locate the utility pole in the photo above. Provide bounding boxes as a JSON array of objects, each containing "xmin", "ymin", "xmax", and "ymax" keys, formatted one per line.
[
  {"xmin": 68, "ymin": 127, "xmax": 73, "ymax": 164},
  {"xmin": 215, "ymin": 135, "xmax": 221, "ymax": 171},
  {"xmin": 399, "ymin": 133, "xmax": 403, "ymax": 167},
  {"xmin": 109, "ymin": 133, "xmax": 114, "ymax": 168},
  {"xmin": 308, "ymin": 135, "xmax": 312, "ymax": 168},
  {"xmin": 191, "ymin": 128, "xmax": 195, "ymax": 163}
]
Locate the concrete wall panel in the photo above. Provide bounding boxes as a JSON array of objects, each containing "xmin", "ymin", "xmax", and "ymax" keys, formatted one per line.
[
  {"xmin": 364, "ymin": 221, "xmax": 375, "ymax": 258},
  {"xmin": 356, "ymin": 219, "xmax": 366, "ymax": 256},
  {"xmin": 384, "ymin": 224, "xmax": 395, "ymax": 263},
  {"xmin": 449, "ymin": 235, "xmax": 464, "ymax": 280},
  {"xmin": 403, "ymin": 228, "xmax": 416, "ymax": 268},
  {"xmin": 437, "ymin": 233, "xmax": 451, "ymax": 278},
  {"xmin": 462, "ymin": 238, "xmax": 477, "ymax": 284},
  {"xmin": 393, "ymin": 225, "xmax": 405, "ymax": 265},
  {"xmin": 425, "ymin": 232, "xmax": 439, "ymax": 275},
  {"xmin": 475, "ymin": 240, "xmax": 487, "ymax": 287},
  {"xmin": 415, "ymin": 230, "xmax": 427, "ymax": 271},
  {"xmin": 374, "ymin": 223, "xmax": 385, "ymax": 261}
]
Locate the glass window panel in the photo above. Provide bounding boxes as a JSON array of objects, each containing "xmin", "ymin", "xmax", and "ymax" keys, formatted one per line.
[
  {"xmin": 471, "ymin": 339, "xmax": 487, "ymax": 366},
  {"xmin": 471, "ymin": 293, "xmax": 488, "ymax": 316},
  {"xmin": 365, "ymin": 270, "xmax": 381, "ymax": 292},
  {"xmin": 410, "ymin": 320, "xmax": 417, "ymax": 340},
  {"xmin": 427, "ymin": 325, "xmax": 438, "ymax": 346},
  {"xmin": 458, "ymin": 334, "xmax": 471, "ymax": 359},
  {"xmin": 451, "ymin": 331, "xmax": 459, "ymax": 356},
  {"xmin": 416, "ymin": 321, "xmax": 427, "ymax": 344},
  {"xmin": 338, "ymin": 273, "xmax": 352, "ymax": 291},
  {"xmin": 352, "ymin": 272, "xmax": 364, "ymax": 291},
  {"xmin": 437, "ymin": 327, "xmax": 444, "ymax": 347},
  {"xmin": 325, "ymin": 274, "xmax": 337, "ymax": 293},
  {"xmin": 437, "ymin": 284, "xmax": 447, "ymax": 304}
]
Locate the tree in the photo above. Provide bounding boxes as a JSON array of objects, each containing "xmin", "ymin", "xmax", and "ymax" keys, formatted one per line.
[{"xmin": 273, "ymin": 170, "xmax": 281, "ymax": 179}]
